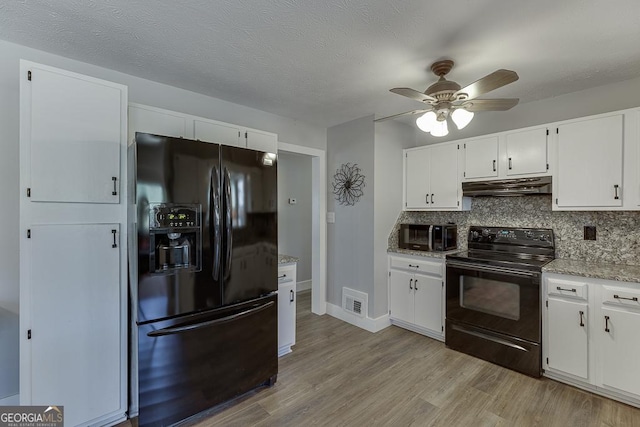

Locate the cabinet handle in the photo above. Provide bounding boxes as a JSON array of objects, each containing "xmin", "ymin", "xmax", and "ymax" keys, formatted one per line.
[
  {"xmin": 604, "ymin": 315, "xmax": 610, "ymax": 333},
  {"xmin": 579, "ymin": 310, "xmax": 584, "ymax": 327},
  {"xmin": 409, "ymin": 278, "xmax": 413, "ymax": 290},
  {"xmin": 425, "ymin": 194, "xmax": 429, "ymax": 204},
  {"xmin": 112, "ymin": 177, "xmax": 118, "ymax": 196},
  {"xmin": 414, "ymin": 279, "xmax": 418, "ymax": 291},
  {"xmin": 492, "ymin": 160, "xmax": 496, "ymax": 172},
  {"xmin": 111, "ymin": 229, "xmax": 117, "ymax": 248},
  {"xmin": 614, "ymin": 184, "xmax": 619, "ymax": 200},
  {"xmin": 408, "ymin": 264, "xmax": 419, "ymax": 268},
  {"xmin": 290, "ymin": 289, "xmax": 294, "ymax": 302},
  {"xmin": 508, "ymin": 158, "xmax": 512, "ymax": 170},
  {"xmin": 556, "ymin": 286, "xmax": 576, "ymax": 293},
  {"xmin": 278, "ymin": 274, "xmax": 287, "ymax": 279},
  {"xmin": 613, "ymin": 294, "xmax": 638, "ymax": 302},
  {"xmin": 431, "ymin": 194, "xmax": 434, "ymax": 204}
]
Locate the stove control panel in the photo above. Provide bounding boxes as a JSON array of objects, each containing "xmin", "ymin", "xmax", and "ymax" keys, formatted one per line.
[{"xmin": 468, "ymin": 226, "xmax": 554, "ymax": 247}]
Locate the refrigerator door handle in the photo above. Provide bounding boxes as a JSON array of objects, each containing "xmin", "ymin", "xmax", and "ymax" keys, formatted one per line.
[
  {"xmin": 223, "ymin": 167, "xmax": 233, "ymax": 280},
  {"xmin": 147, "ymin": 301, "xmax": 275, "ymax": 337},
  {"xmin": 210, "ymin": 167, "xmax": 221, "ymax": 279}
]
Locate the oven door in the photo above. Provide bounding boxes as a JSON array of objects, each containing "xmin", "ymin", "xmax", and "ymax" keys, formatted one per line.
[{"xmin": 446, "ymin": 261, "xmax": 541, "ymax": 342}]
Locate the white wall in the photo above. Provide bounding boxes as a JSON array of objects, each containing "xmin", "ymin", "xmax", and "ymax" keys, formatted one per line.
[
  {"xmin": 277, "ymin": 151, "xmax": 312, "ymax": 282},
  {"xmin": 416, "ymin": 75, "xmax": 640, "ymax": 145},
  {"xmin": 327, "ymin": 116, "xmax": 375, "ymax": 314},
  {"xmin": 373, "ymin": 121, "xmax": 416, "ymax": 317},
  {"xmin": 0, "ymin": 38, "xmax": 327, "ymax": 316},
  {"xmin": 0, "ymin": 308, "xmax": 19, "ymax": 399}
]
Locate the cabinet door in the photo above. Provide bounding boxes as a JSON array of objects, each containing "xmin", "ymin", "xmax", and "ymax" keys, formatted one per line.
[
  {"xmin": 28, "ymin": 66, "xmax": 123, "ymax": 203},
  {"xmin": 429, "ymin": 143, "xmax": 459, "ymax": 209},
  {"xmin": 464, "ymin": 136, "xmax": 499, "ymax": 179},
  {"xmin": 556, "ymin": 115, "xmax": 623, "ymax": 208},
  {"xmin": 389, "ymin": 270, "xmax": 414, "ymax": 324},
  {"xmin": 505, "ymin": 128, "xmax": 548, "ymax": 176},
  {"xmin": 599, "ymin": 308, "xmax": 640, "ymax": 396},
  {"xmin": 128, "ymin": 104, "xmax": 187, "ymax": 141},
  {"xmin": 29, "ymin": 224, "xmax": 121, "ymax": 426},
  {"xmin": 278, "ymin": 281, "xmax": 296, "ymax": 355},
  {"xmin": 405, "ymin": 148, "xmax": 430, "ymax": 209},
  {"xmin": 547, "ymin": 298, "xmax": 589, "ymax": 380},
  {"xmin": 413, "ymin": 274, "xmax": 442, "ymax": 333},
  {"xmin": 246, "ymin": 129, "xmax": 278, "ymax": 153},
  {"xmin": 194, "ymin": 119, "xmax": 242, "ymax": 147}
]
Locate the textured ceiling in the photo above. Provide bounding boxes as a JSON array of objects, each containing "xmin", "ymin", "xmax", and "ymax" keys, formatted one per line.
[{"xmin": 1, "ymin": 0, "xmax": 640, "ymax": 128}]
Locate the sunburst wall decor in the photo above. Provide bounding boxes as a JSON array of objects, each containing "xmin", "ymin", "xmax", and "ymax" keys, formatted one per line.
[{"xmin": 332, "ymin": 163, "xmax": 365, "ymax": 206}]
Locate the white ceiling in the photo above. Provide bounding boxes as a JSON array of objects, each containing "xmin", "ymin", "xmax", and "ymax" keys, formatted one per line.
[{"xmin": 2, "ymin": 0, "xmax": 640, "ymax": 128}]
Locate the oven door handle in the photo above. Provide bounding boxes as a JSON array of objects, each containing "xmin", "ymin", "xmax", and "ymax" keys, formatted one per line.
[{"xmin": 446, "ymin": 260, "xmax": 538, "ymax": 278}]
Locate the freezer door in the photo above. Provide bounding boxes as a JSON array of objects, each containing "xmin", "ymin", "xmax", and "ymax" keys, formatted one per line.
[
  {"xmin": 137, "ymin": 295, "xmax": 278, "ymax": 427},
  {"xmin": 135, "ymin": 133, "xmax": 223, "ymax": 322},
  {"xmin": 221, "ymin": 145, "xmax": 278, "ymax": 305}
]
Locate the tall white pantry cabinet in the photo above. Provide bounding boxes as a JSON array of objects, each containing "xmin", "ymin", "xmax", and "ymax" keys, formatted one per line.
[{"xmin": 19, "ymin": 61, "xmax": 128, "ymax": 426}]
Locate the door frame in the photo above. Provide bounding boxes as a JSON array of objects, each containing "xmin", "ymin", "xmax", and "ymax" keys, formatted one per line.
[{"xmin": 277, "ymin": 142, "xmax": 327, "ymax": 315}]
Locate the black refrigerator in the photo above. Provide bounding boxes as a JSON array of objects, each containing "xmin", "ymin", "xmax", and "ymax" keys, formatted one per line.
[{"xmin": 131, "ymin": 132, "xmax": 278, "ymax": 426}]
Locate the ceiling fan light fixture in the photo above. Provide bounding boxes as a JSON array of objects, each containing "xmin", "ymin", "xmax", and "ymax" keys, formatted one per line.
[
  {"xmin": 430, "ymin": 119, "xmax": 449, "ymax": 137},
  {"xmin": 416, "ymin": 111, "xmax": 437, "ymax": 132},
  {"xmin": 451, "ymin": 108, "xmax": 474, "ymax": 130}
]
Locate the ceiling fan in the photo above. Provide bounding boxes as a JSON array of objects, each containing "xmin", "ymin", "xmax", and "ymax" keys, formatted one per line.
[{"xmin": 376, "ymin": 60, "xmax": 519, "ymax": 136}]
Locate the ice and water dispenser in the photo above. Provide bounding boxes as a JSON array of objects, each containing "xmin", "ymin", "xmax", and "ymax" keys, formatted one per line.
[{"xmin": 148, "ymin": 203, "xmax": 202, "ymax": 273}]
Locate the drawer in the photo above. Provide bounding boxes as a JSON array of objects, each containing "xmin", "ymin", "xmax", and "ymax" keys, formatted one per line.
[
  {"xmin": 601, "ymin": 285, "xmax": 640, "ymax": 311},
  {"xmin": 278, "ymin": 264, "xmax": 296, "ymax": 285},
  {"xmin": 389, "ymin": 256, "xmax": 442, "ymax": 277},
  {"xmin": 547, "ymin": 277, "xmax": 588, "ymax": 300}
]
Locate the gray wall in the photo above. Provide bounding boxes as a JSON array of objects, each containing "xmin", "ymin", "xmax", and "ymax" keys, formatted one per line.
[
  {"xmin": 391, "ymin": 196, "xmax": 640, "ymax": 265},
  {"xmin": 0, "ymin": 308, "xmax": 19, "ymax": 399},
  {"xmin": 327, "ymin": 116, "xmax": 375, "ymax": 314},
  {"xmin": 277, "ymin": 151, "xmax": 312, "ymax": 282}
]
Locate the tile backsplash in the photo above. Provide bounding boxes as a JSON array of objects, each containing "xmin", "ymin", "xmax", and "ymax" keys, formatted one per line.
[{"xmin": 389, "ymin": 196, "xmax": 640, "ymax": 265}]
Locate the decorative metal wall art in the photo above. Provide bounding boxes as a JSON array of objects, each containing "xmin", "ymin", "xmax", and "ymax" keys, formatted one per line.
[{"xmin": 332, "ymin": 163, "xmax": 365, "ymax": 206}]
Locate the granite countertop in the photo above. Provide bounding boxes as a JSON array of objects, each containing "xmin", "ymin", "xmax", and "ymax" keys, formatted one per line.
[
  {"xmin": 543, "ymin": 259, "xmax": 640, "ymax": 283},
  {"xmin": 278, "ymin": 254, "xmax": 299, "ymax": 264},
  {"xmin": 387, "ymin": 247, "xmax": 461, "ymax": 259}
]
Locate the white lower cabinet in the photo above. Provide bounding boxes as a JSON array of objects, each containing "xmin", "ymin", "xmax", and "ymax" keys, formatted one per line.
[
  {"xmin": 278, "ymin": 262, "xmax": 297, "ymax": 356},
  {"xmin": 388, "ymin": 255, "xmax": 444, "ymax": 341},
  {"xmin": 544, "ymin": 273, "xmax": 640, "ymax": 407}
]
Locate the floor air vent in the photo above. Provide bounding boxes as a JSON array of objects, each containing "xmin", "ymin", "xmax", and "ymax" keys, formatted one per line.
[{"xmin": 342, "ymin": 288, "xmax": 367, "ymax": 318}]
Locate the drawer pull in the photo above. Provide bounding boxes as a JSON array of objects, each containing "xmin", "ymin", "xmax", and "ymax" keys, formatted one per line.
[
  {"xmin": 579, "ymin": 310, "xmax": 584, "ymax": 327},
  {"xmin": 556, "ymin": 286, "xmax": 576, "ymax": 293},
  {"xmin": 278, "ymin": 274, "xmax": 287, "ymax": 279},
  {"xmin": 408, "ymin": 264, "xmax": 419, "ymax": 269},
  {"xmin": 605, "ymin": 315, "xmax": 610, "ymax": 333},
  {"xmin": 613, "ymin": 294, "xmax": 638, "ymax": 302}
]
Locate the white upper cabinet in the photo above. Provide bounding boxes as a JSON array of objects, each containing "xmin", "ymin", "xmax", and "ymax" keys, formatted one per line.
[
  {"xmin": 128, "ymin": 104, "xmax": 187, "ymax": 142},
  {"xmin": 194, "ymin": 119, "xmax": 241, "ymax": 146},
  {"xmin": 245, "ymin": 129, "xmax": 278, "ymax": 153},
  {"xmin": 555, "ymin": 114, "xmax": 623, "ymax": 209},
  {"xmin": 505, "ymin": 127, "xmax": 548, "ymax": 176},
  {"xmin": 463, "ymin": 136, "xmax": 499, "ymax": 179},
  {"xmin": 26, "ymin": 64, "xmax": 126, "ymax": 203},
  {"xmin": 404, "ymin": 142, "xmax": 465, "ymax": 211}
]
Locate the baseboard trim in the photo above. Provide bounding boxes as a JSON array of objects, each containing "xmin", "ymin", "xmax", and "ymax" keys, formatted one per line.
[
  {"xmin": 326, "ymin": 303, "xmax": 391, "ymax": 333},
  {"xmin": 296, "ymin": 280, "xmax": 312, "ymax": 292},
  {"xmin": 544, "ymin": 371, "xmax": 640, "ymax": 409},
  {"xmin": 0, "ymin": 394, "xmax": 19, "ymax": 405}
]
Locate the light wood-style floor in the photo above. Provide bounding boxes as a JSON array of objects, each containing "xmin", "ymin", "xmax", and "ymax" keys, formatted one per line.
[{"xmin": 177, "ymin": 290, "xmax": 639, "ymax": 427}]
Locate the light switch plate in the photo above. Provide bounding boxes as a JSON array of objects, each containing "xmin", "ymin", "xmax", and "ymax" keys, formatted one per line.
[{"xmin": 327, "ymin": 212, "xmax": 335, "ymax": 223}]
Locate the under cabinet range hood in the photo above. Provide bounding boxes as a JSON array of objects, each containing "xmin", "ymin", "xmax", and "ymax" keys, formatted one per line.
[{"xmin": 462, "ymin": 176, "xmax": 552, "ymax": 197}]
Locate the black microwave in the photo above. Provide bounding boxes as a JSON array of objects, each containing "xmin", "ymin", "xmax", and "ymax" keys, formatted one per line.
[{"xmin": 399, "ymin": 224, "xmax": 458, "ymax": 251}]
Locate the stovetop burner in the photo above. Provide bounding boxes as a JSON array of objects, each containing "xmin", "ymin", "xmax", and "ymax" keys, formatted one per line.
[{"xmin": 447, "ymin": 226, "xmax": 555, "ymax": 272}]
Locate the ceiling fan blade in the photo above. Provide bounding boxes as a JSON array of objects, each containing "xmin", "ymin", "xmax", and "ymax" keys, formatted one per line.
[
  {"xmin": 462, "ymin": 98, "xmax": 519, "ymax": 112},
  {"xmin": 374, "ymin": 109, "xmax": 430, "ymax": 122},
  {"xmin": 455, "ymin": 69, "xmax": 519, "ymax": 100},
  {"xmin": 390, "ymin": 88, "xmax": 436, "ymax": 103}
]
